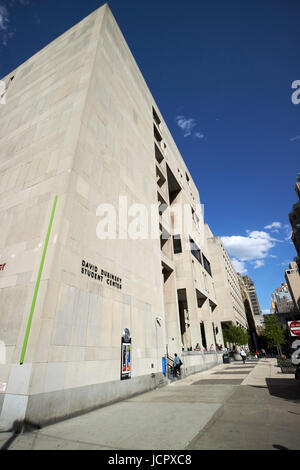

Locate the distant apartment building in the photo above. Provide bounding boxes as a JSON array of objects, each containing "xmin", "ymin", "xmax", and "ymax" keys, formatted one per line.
[
  {"xmin": 289, "ymin": 173, "xmax": 300, "ymax": 270},
  {"xmin": 241, "ymin": 275, "xmax": 262, "ymax": 316},
  {"xmin": 285, "ymin": 262, "xmax": 300, "ymax": 313},
  {"xmin": 0, "ymin": 5, "xmax": 227, "ymax": 429},
  {"xmin": 205, "ymin": 229, "xmax": 249, "ymax": 337}
]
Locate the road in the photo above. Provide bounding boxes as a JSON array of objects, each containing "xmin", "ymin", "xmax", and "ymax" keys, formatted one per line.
[{"xmin": 0, "ymin": 358, "xmax": 299, "ymax": 450}]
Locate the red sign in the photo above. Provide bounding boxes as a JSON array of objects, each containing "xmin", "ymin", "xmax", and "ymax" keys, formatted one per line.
[{"xmin": 289, "ymin": 321, "xmax": 300, "ymax": 337}]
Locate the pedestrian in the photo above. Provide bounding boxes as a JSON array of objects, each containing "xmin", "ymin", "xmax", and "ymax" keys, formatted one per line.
[
  {"xmin": 210, "ymin": 344, "xmax": 216, "ymax": 352},
  {"xmin": 173, "ymin": 353, "xmax": 182, "ymax": 377},
  {"xmin": 240, "ymin": 348, "xmax": 247, "ymax": 364}
]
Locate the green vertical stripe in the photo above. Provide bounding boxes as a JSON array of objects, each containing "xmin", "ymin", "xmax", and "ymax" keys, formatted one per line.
[{"xmin": 20, "ymin": 195, "xmax": 58, "ymax": 365}]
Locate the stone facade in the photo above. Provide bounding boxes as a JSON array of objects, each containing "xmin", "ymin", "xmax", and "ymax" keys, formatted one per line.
[
  {"xmin": 205, "ymin": 228, "xmax": 249, "ymax": 334},
  {"xmin": 241, "ymin": 275, "xmax": 262, "ymax": 316},
  {"xmin": 285, "ymin": 262, "xmax": 300, "ymax": 313},
  {"xmin": 237, "ymin": 274, "xmax": 258, "ymax": 350},
  {"xmin": 0, "ymin": 5, "xmax": 226, "ymax": 429},
  {"xmin": 289, "ymin": 174, "xmax": 300, "ymax": 270}
]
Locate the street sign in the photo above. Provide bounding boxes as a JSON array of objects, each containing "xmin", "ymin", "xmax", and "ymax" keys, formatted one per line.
[{"xmin": 288, "ymin": 321, "xmax": 300, "ymax": 337}]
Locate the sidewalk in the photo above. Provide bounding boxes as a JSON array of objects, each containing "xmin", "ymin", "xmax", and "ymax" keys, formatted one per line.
[
  {"xmin": 187, "ymin": 358, "xmax": 300, "ymax": 450},
  {"xmin": 1, "ymin": 358, "xmax": 299, "ymax": 450}
]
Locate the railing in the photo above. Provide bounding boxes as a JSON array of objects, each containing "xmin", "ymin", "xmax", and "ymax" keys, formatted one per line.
[
  {"xmin": 167, "ymin": 353, "xmax": 184, "ymax": 379},
  {"xmin": 166, "ymin": 353, "xmax": 175, "ymax": 378},
  {"xmin": 182, "ymin": 350, "xmax": 224, "ymax": 356}
]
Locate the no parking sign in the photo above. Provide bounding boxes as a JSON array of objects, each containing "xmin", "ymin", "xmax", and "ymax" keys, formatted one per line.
[{"xmin": 288, "ymin": 321, "xmax": 300, "ymax": 337}]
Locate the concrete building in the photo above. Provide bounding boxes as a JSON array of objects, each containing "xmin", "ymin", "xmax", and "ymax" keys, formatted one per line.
[
  {"xmin": 205, "ymin": 229, "xmax": 249, "ymax": 338},
  {"xmin": 289, "ymin": 173, "xmax": 300, "ymax": 270},
  {"xmin": 272, "ymin": 284, "xmax": 295, "ymax": 314},
  {"xmin": 270, "ymin": 283, "xmax": 298, "ymax": 328},
  {"xmin": 237, "ymin": 274, "xmax": 258, "ymax": 350},
  {"xmin": 241, "ymin": 275, "xmax": 262, "ymax": 316},
  {"xmin": 285, "ymin": 262, "xmax": 300, "ymax": 313},
  {"xmin": 0, "ymin": 4, "xmax": 224, "ymax": 429},
  {"xmin": 254, "ymin": 315, "xmax": 265, "ymax": 336}
]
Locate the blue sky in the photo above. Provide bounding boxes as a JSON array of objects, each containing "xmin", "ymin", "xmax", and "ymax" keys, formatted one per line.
[{"xmin": 0, "ymin": 0, "xmax": 299, "ymax": 313}]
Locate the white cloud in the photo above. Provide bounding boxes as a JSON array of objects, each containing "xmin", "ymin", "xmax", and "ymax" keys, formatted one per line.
[
  {"xmin": 264, "ymin": 221, "xmax": 293, "ymax": 241},
  {"xmin": 194, "ymin": 132, "xmax": 205, "ymax": 140},
  {"xmin": 221, "ymin": 231, "xmax": 276, "ymax": 261},
  {"xmin": 175, "ymin": 116, "xmax": 197, "ymax": 137},
  {"xmin": 175, "ymin": 115, "xmax": 205, "ymax": 140},
  {"xmin": 284, "ymin": 230, "xmax": 292, "ymax": 241},
  {"xmin": 264, "ymin": 221, "xmax": 281, "ymax": 230},
  {"xmin": 0, "ymin": 4, "xmax": 9, "ymax": 37},
  {"xmin": 290, "ymin": 135, "xmax": 300, "ymax": 142},
  {"xmin": 220, "ymin": 229, "xmax": 282, "ymax": 273},
  {"xmin": 253, "ymin": 260, "xmax": 265, "ymax": 269},
  {"xmin": 0, "ymin": 0, "xmax": 30, "ymax": 46},
  {"xmin": 231, "ymin": 258, "xmax": 247, "ymax": 274}
]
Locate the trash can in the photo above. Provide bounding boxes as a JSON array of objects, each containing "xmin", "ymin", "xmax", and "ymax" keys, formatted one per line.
[{"xmin": 222, "ymin": 353, "xmax": 230, "ymax": 364}]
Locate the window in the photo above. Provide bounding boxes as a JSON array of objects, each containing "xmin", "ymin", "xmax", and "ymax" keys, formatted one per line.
[
  {"xmin": 156, "ymin": 165, "xmax": 166, "ymax": 188},
  {"xmin": 154, "ymin": 143, "xmax": 164, "ymax": 164},
  {"xmin": 203, "ymin": 254, "xmax": 212, "ymax": 276},
  {"xmin": 173, "ymin": 235, "xmax": 182, "ymax": 254},
  {"xmin": 153, "ymin": 124, "xmax": 162, "ymax": 143},
  {"xmin": 189, "ymin": 237, "xmax": 202, "ymax": 264},
  {"xmin": 152, "ymin": 107, "xmax": 161, "ymax": 127},
  {"xmin": 191, "ymin": 206, "xmax": 199, "ymax": 225}
]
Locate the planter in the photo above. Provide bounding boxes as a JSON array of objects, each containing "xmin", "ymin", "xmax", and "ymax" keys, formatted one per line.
[{"xmin": 234, "ymin": 353, "xmax": 242, "ymax": 361}]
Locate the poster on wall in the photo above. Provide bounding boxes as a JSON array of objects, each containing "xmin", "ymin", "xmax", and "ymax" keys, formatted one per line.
[{"xmin": 121, "ymin": 343, "xmax": 131, "ymax": 380}]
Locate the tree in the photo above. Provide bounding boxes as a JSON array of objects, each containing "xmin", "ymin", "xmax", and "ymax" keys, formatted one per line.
[
  {"xmin": 223, "ymin": 324, "xmax": 249, "ymax": 346},
  {"xmin": 262, "ymin": 315, "xmax": 286, "ymax": 354}
]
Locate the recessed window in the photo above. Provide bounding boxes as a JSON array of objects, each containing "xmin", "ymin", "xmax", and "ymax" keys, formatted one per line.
[
  {"xmin": 189, "ymin": 237, "xmax": 202, "ymax": 264},
  {"xmin": 173, "ymin": 235, "xmax": 182, "ymax": 254},
  {"xmin": 153, "ymin": 124, "xmax": 162, "ymax": 143},
  {"xmin": 203, "ymin": 254, "xmax": 212, "ymax": 276},
  {"xmin": 156, "ymin": 165, "xmax": 166, "ymax": 188},
  {"xmin": 152, "ymin": 107, "xmax": 161, "ymax": 127},
  {"xmin": 154, "ymin": 143, "xmax": 164, "ymax": 164}
]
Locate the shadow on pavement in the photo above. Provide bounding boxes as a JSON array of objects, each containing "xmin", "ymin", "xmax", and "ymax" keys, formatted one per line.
[
  {"xmin": 0, "ymin": 421, "xmax": 23, "ymax": 451},
  {"xmin": 265, "ymin": 378, "xmax": 300, "ymax": 403},
  {"xmin": 0, "ymin": 420, "xmax": 40, "ymax": 451}
]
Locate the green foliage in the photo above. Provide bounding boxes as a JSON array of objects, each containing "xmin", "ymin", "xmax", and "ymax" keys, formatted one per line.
[
  {"xmin": 223, "ymin": 324, "xmax": 249, "ymax": 346},
  {"xmin": 262, "ymin": 315, "xmax": 286, "ymax": 353}
]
